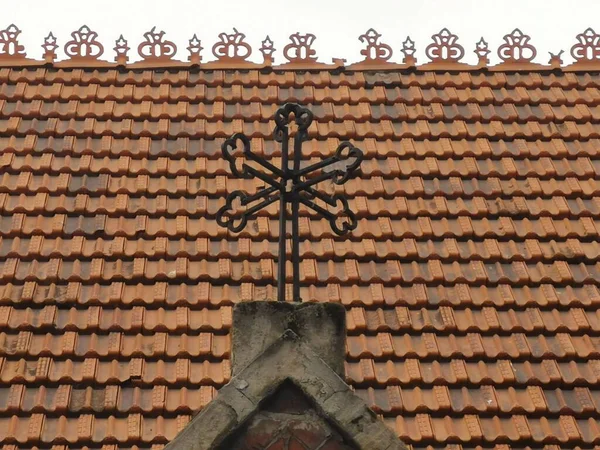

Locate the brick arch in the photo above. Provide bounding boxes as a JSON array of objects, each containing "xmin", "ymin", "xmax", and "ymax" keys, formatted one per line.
[{"xmin": 220, "ymin": 382, "xmax": 357, "ymax": 450}]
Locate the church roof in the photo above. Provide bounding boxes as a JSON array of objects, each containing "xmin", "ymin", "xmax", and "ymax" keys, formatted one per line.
[{"xmin": 1, "ymin": 23, "xmax": 600, "ymax": 450}]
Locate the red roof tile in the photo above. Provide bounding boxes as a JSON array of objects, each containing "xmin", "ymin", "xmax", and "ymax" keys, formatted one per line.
[{"xmin": 0, "ymin": 60, "xmax": 599, "ymax": 450}]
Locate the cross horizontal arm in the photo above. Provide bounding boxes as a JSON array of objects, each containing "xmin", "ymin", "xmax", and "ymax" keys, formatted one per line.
[
  {"xmin": 303, "ymin": 187, "xmax": 337, "ymax": 206},
  {"xmin": 244, "ymin": 151, "xmax": 287, "ymax": 179},
  {"xmin": 295, "ymin": 141, "xmax": 364, "ymax": 185},
  {"xmin": 293, "ymin": 170, "xmax": 338, "ymax": 192},
  {"xmin": 244, "ymin": 195, "xmax": 280, "ymax": 217},
  {"xmin": 242, "ymin": 186, "xmax": 279, "ymax": 204},
  {"xmin": 222, "ymin": 132, "xmax": 287, "ymax": 181},
  {"xmin": 244, "ymin": 165, "xmax": 286, "ymax": 190},
  {"xmin": 295, "ymin": 155, "xmax": 340, "ymax": 178},
  {"xmin": 297, "ymin": 193, "xmax": 358, "ymax": 235},
  {"xmin": 216, "ymin": 189, "xmax": 280, "ymax": 233},
  {"xmin": 298, "ymin": 195, "xmax": 334, "ymax": 219}
]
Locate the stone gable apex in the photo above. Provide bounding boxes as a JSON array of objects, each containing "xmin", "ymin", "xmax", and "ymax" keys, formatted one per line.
[{"xmin": 165, "ymin": 302, "xmax": 407, "ymax": 450}]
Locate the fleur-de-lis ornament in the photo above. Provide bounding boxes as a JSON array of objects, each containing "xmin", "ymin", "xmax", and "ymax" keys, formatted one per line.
[
  {"xmin": 498, "ymin": 28, "xmax": 537, "ymax": 63},
  {"xmin": 216, "ymin": 103, "xmax": 363, "ymax": 303},
  {"xmin": 0, "ymin": 24, "xmax": 25, "ymax": 58},
  {"xmin": 138, "ymin": 27, "xmax": 177, "ymax": 61},
  {"xmin": 212, "ymin": 28, "xmax": 252, "ymax": 61},
  {"xmin": 358, "ymin": 28, "xmax": 392, "ymax": 62},
  {"xmin": 571, "ymin": 28, "xmax": 600, "ymax": 62},
  {"xmin": 283, "ymin": 33, "xmax": 318, "ymax": 63},
  {"xmin": 64, "ymin": 25, "xmax": 104, "ymax": 60},
  {"xmin": 426, "ymin": 28, "xmax": 464, "ymax": 62}
]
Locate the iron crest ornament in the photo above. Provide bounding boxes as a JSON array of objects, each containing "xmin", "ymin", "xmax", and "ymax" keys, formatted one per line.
[{"xmin": 216, "ymin": 103, "xmax": 364, "ymax": 303}]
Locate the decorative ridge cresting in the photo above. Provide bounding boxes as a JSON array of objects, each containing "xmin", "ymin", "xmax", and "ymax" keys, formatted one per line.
[
  {"xmin": 1, "ymin": 23, "xmax": 599, "ymax": 70},
  {"xmin": 212, "ymin": 28, "xmax": 252, "ymax": 62},
  {"xmin": 497, "ymin": 28, "xmax": 537, "ymax": 63},
  {"xmin": 425, "ymin": 28, "xmax": 464, "ymax": 63},
  {"xmin": 64, "ymin": 25, "xmax": 104, "ymax": 61},
  {"xmin": 138, "ymin": 27, "xmax": 177, "ymax": 62},
  {"xmin": 358, "ymin": 28, "xmax": 393, "ymax": 63},
  {"xmin": 283, "ymin": 32, "xmax": 318, "ymax": 63},
  {"xmin": 0, "ymin": 24, "xmax": 25, "ymax": 58}
]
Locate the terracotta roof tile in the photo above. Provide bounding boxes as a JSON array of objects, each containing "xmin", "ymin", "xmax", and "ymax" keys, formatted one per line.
[{"xmin": 1, "ymin": 66, "xmax": 600, "ymax": 448}]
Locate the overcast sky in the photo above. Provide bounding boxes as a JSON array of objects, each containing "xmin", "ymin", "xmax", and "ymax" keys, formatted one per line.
[{"xmin": 5, "ymin": 0, "xmax": 600, "ymax": 65}]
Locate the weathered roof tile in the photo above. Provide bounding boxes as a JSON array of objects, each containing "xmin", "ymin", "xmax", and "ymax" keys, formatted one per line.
[{"xmin": 0, "ymin": 66, "xmax": 598, "ymax": 448}]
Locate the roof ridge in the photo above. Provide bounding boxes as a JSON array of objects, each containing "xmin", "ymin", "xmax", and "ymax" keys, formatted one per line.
[{"xmin": 2, "ymin": 24, "xmax": 600, "ymax": 71}]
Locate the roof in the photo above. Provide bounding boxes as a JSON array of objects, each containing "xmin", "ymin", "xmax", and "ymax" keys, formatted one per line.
[{"xmin": 1, "ymin": 23, "xmax": 600, "ymax": 450}]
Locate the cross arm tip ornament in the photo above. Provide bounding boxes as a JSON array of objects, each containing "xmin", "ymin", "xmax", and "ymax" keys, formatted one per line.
[{"xmin": 215, "ymin": 103, "xmax": 364, "ymax": 302}]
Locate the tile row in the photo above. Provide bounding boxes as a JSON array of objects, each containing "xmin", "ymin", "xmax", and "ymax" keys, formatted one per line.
[
  {"xmin": 0, "ymin": 305, "xmax": 234, "ymax": 332},
  {"xmin": 1, "ymin": 282, "xmax": 597, "ymax": 308},
  {"xmin": 2, "ymin": 100, "xmax": 599, "ymax": 124},
  {"xmin": 407, "ymin": 446, "xmax": 594, "ymax": 450},
  {"xmin": 2, "ymin": 136, "xmax": 598, "ymax": 159},
  {"xmin": 0, "ymin": 413, "xmax": 598, "ymax": 444},
  {"xmin": 1, "ymin": 236, "xmax": 598, "ymax": 262},
  {"xmin": 4, "ymin": 173, "xmax": 600, "ymax": 198},
  {"xmin": 1, "ymin": 68, "xmax": 598, "ymax": 89},
  {"xmin": 0, "ymin": 304, "xmax": 596, "ymax": 333},
  {"xmin": 1, "ymin": 384, "xmax": 599, "ymax": 415},
  {"xmin": 359, "ymin": 385, "xmax": 600, "ymax": 415},
  {"xmin": 388, "ymin": 414, "xmax": 599, "ymax": 444},
  {"xmin": 344, "ymin": 333, "xmax": 599, "ymax": 359},
  {"xmin": 3, "ymin": 153, "xmax": 600, "ymax": 179},
  {"xmin": 3, "ymin": 194, "xmax": 600, "ymax": 223},
  {"xmin": 0, "ymin": 384, "xmax": 217, "ymax": 414},
  {"xmin": 0, "ymin": 331, "xmax": 596, "ymax": 359},
  {"xmin": 0, "ymin": 117, "xmax": 596, "ymax": 140},
  {"xmin": 0, "ymin": 446, "xmax": 594, "ymax": 450},
  {"xmin": 345, "ymin": 306, "xmax": 600, "ymax": 333},
  {"xmin": 3, "ymin": 215, "xmax": 600, "ymax": 240},
  {"xmin": 349, "ymin": 358, "xmax": 600, "ymax": 386},
  {"xmin": 2, "ymin": 257, "xmax": 600, "ymax": 284},
  {"xmin": 0, "ymin": 193, "xmax": 596, "ymax": 223},
  {"xmin": 3, "ymin": 194, "xmax": 600, "ymax": 219},
  {"xmin": 2, "ymin": 82, "xmax": 600, "ymax": 106},
  {"xmin": 2, "ymin": 357, "xmax": 598, "ymax": 386},
  {"xmin": 0, "ymin": 331, "xmax": 230, "ymax": 358}
]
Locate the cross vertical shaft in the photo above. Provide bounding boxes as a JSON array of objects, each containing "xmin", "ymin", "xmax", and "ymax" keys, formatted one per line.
[
  {"xmin": 291, "ymin": 118, "xmax": 303, "ymax": 303},
  {"xmin": 277, "ymin": 117, "xmax": 289, "ymax": 303}
]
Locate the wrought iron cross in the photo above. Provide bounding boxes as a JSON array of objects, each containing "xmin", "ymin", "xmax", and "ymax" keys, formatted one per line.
[{"xmin": 216, "ymin": 103, "xmax": 364, "ymax": 302}]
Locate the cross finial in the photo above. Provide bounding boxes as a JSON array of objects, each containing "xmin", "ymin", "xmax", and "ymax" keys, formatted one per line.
[{"xmin": 216, "ymin": 103, "xmax": 363, "ymax": 302}]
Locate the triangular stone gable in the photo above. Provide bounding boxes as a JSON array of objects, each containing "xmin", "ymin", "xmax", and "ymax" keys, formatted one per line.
[{"xmin": 165, "ymin": 304, "xmax": 407, "ymax": 450}]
